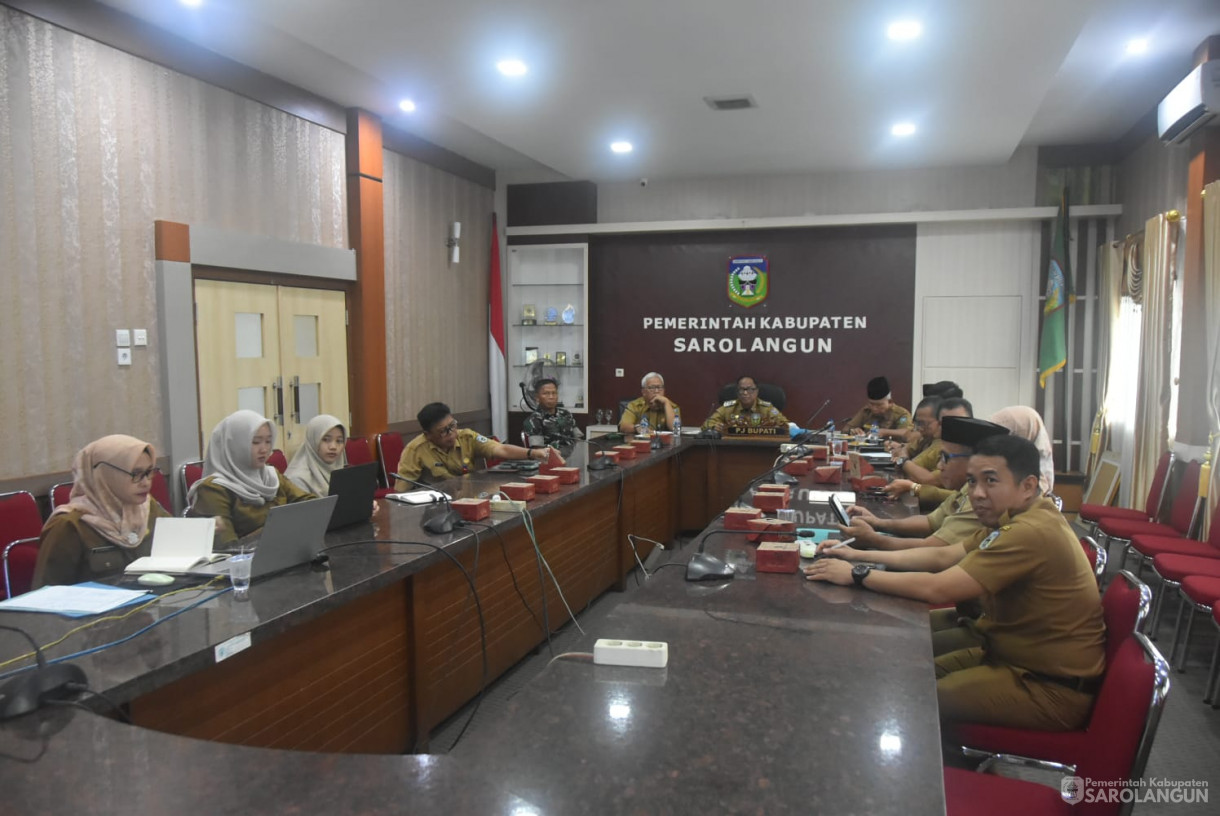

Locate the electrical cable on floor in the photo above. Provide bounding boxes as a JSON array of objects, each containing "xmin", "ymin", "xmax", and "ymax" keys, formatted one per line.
[
  {"xmin": 625, "ymin": 534, "xmax": 667, "ymax": 581},
  {"xmin": 546, "ymin": 651, "xmax": 594, "ymax": 668},
  {"xmin": 324, "ymin": 537, "xmax": 487, "ymax": 752},
  {"xmin": 520, "ymin": 509, "xmax": 585, "ymax": 636}
]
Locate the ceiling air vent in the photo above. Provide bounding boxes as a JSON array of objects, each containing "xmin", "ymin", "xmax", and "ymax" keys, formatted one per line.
[{"xmin": 704, "ymin": 94, "xmax": 757, "ymax": 111}]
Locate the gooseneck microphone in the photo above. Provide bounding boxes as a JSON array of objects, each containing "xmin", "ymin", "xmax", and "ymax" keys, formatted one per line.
[
  {"xmin": 393, "ymin": 473, "xmax": 463, "ymax": 534},
  {"xmin": 0, "ymin": 624, "xmax": 87, "ymax": 720}
]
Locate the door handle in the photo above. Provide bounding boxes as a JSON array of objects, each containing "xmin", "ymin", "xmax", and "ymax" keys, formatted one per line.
[
  {"xmin": 272, "ymin": 377, "xmax": 284, "ymax": 426},
  {"xmin": 289, "ymin": 376, "xmax": 300, "ymax": 424}
]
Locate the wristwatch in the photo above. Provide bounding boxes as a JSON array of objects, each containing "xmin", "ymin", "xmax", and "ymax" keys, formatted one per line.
[
  {"xmin": 851, "ymin": 563, "xmax": 873, "ymax": 588},
  {"xmin": 894, "ymin": 457, "xmax": 907, "ymax": 469}
]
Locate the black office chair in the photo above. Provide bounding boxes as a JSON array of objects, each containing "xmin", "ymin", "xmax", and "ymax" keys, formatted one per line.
[{"xmin": 716, "ymin": 383, "xmax": 787, "ymax": 411}]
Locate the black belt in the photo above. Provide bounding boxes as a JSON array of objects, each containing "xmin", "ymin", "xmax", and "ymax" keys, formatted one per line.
[{"xmin": 1025, "ymin": 671, "xmax": 1102, "ymax": 695}]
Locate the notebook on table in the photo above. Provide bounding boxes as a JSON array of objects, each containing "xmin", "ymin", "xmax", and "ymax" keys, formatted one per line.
[
  {"xmin": 189, "ymin": 495, "xmax": 338, "ymax": 581},
  {"xmin": 326, "ymin": 462, "xmax": 379, "ymax": 530},
  {"xmin": 124, "ymin": 517, "xmax": 222, "ymax": 574}
]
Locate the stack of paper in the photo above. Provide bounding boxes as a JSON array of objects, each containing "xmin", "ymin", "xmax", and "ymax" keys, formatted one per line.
[{"xmin": 0, "ymin": 582, "xmax": 151, "ymax": 618}]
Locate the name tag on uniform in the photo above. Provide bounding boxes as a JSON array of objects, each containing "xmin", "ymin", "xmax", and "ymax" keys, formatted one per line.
[{"xmin": 979, "ymin": 530, "xmax": 1002, "ymax": 550}]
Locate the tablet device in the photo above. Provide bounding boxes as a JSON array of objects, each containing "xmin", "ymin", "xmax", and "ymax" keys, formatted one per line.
[
  {"xmin": 829, "ymin": 493, "xmax": 851, "ymax": 527},
  {"xmin": 327, "ymin": 462, "xmax": 379, "ymax": 530}
]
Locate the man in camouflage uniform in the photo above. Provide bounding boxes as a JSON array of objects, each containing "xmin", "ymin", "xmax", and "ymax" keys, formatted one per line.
[
  {"xmin": 702, "ymin": 375, "xmax": 790, "ymax": 432},
  {"xmin": 523, "ymin": 378, "xmax": 581, "ymax": 456}
]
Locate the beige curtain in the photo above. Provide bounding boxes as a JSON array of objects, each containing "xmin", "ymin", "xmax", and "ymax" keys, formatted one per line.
[
  {"xmin": 1204, "ymin": 181, "xmax": 1220, "ymax": 537},
  {"xmin": 1129, "ymin": 214, "xmax": 1179, "ymax": 507},
  {"xmin": 1087, "ymin": 241, "xmax": 1124, "ymax": 478}
]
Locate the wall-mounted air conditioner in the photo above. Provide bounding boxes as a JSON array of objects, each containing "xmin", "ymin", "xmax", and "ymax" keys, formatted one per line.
[{"xmin": 1158, "ymin": 60, "xmax": 1220, "ymax": 144}]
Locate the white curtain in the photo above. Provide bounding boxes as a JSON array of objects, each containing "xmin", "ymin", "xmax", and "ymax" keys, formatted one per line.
[
  {"xmin": 1088, "ymin": 241, "xmax": 1124, "ymax": 479},
  {"xmin": 1204, "ymin": 181, "xmax": 1220, "ymax": 537},
  {"xmin": 1129, "ymin": 214, "xmax": 1180, "ymax": 508}
]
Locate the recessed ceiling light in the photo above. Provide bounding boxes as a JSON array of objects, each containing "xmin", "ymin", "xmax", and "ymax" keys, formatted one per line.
[
  {"xmin": 887, "ymin": 20, "xmax": 922, "ymax": 41},
  {"xmin": 610, "ymin": 141, "xmax": 633, "ymax": 154},
  {"xmin": 180, "ymin": 0, "xmax": 203, "ymax": 7},
  {"xmin": 1126, "ymin": 38, "xmax": 1148, "ymax": 56},
  {"xmin": 398, "ymin": 99, "xmax": 416, "ymax": 113},
  {"xmin": 497, "ymin": 59, "xmax": 528, "ymax": 77},
  {"xmin": 891, "ymin": 122, "xmax": 916, "ymax": 137}
]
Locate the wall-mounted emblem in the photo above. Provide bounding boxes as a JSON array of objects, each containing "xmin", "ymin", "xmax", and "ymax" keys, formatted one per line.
[{"xmin": 727, "ymin": 256, "xmax": 768, "ymax": 308}]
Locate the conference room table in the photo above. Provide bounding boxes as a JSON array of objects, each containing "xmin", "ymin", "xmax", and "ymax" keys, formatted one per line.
[{"xmin": 0, "ymin": 435, "xmax": 946, "ymax": 815}]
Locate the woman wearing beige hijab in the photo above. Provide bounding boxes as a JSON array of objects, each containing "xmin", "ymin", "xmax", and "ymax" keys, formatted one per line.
[
  {"xmin": 33, "ymin": 435, "xmax": 172, "ymax": 587},
  {"xmin": 989, "ymin": 405, "xmax": 1055, "ymax": 495},
  {"xmin": 188, "ymin": 410, "xmax": 315, "ymax": 548},
  {"xmin": 284, "ymin": 415, "xmax": 347, "ymax": 496}
]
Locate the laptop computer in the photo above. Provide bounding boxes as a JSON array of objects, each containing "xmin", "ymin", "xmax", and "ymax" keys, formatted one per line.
[
  {"xmin": 190, "ymin": 494, "xmax": 338, "ymax": 581},
  {"xmin": 326, "ymin": 462, "xmax": 379, "ymax": 530}
]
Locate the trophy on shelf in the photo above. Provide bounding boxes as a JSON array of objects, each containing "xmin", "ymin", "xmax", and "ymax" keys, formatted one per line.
[
  {"xmin": 544, "ymin": 306, "xmax": 559, "ymax": 325},
  {"xmin": 575, "ymin": 390, "xmax": 585, "ymax": 409},
  {"xmin": 561, "ymin": 304, "xmax": 576, "ymax": 324},
  {"xmin": 543, "ymin": 352, "xmax": 552, "ymax": 362},
  {"xmin": 555, "ymin": 351, "xmax": 567, "ymax": 366},
  {"xmin": 573, "ymin": 352, "xmax": 582, "ymax": 367},
  {"xmin": 521, "ymin": 304, "xmax": 537, "ymax": 326},
  {"xmin": 525, "ymin": 346, "xmax": 539, "ymax": 364}
]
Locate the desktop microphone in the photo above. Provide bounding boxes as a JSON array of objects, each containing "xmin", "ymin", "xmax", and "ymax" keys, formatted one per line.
[
  {"xmin": 392, "ymin": 473, "xmax": 463, "ymax": 534},
  {"xmin": 0, "ymin": 624, "xmax": 87, "ymax": 720},
  {"xmin": 548, "ymin": 431, "xmax": 615, "ymax": 471},
  {"xmin": 802, "ymin": 399, "xmax": 832, "ymax": 430}
]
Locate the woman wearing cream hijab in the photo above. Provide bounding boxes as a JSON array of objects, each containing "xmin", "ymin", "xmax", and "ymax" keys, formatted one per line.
[
  {"xmin": 33, "ymin": 434, "xmax": 171, "ymax": 587},
  {"xmin": 188, "ymin": 410, "xmax": 315, "ymax": 548},
  {"xmin": 989, "ymin": 405, "xmax": 1055, "ymax": 495},
  {"xmin": 284, "ymin": 415, "xmax": 347, "ymax": 496}
]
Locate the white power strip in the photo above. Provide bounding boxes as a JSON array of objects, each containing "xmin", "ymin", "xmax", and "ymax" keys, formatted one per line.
[
  {"xmin": 593, "ymin": 638, "xmax": 669, "ymax": 668},
  {"xmin": 490, "ymin": 499, "xmax": 527, "ymax": 513}
]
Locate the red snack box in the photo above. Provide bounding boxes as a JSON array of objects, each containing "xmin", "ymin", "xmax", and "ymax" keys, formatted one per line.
[
  {"xmin": 782, "ymin": 458, "xmax": 812, "ymax": 476},
  {"xmin": 657, "ymin": 431, "xmax": 675, "ymax": 446},
  {"xmin": 752, "ymin": 491, "xmax": 787, "ymax": 511},
  {"xmin": 631, "ymin": 438, "xmax": 653, "ymax": 453},
  {"xmin": 525, "ymin": 474, "xmax": 561, "ymax": 494},
  {"xmin": 594, "ymin": 450, "xmax": 620, "ymax": 464},
  {"xmin": 756, "ymin": 541, "xmax": 801, "ymax": 573},
  {"xmin": 500, "ymin": 482, "xmax": 536, "ymax": 501},
  {"xmin": 451, "ymin": 497, "xmax": 490, "ymax": 521},
  {"xmin": 813, "ymin": 465, "xmax": 844, "ymax": 484},
  {"xmin": 830, "ymin": 454, "xmax": 851, "ymax": 465},
  {"xmin": 850, "ymin": 475, "xmax": 887, "ymax": 492},
  {"xmin": 613, "ymin": 445, "xmax": 638, "ymax": 460},
  {"xmin": 809, "ymin": 445, "xmax": 829, "ymax": 460},
  {"xmin": 724, "ymin": 507, "xmax": 763, "ymax": 530},
  {"xmin": 746, "ymin": 517, "xmax": 797, "ymax": 542},
  {"xmin": 757, "ymin": 484, "xmax": 791, "ymax": 502},
  {"xmin": 550, "ymin": 467, "xmax": 581, "ymax": 485}
]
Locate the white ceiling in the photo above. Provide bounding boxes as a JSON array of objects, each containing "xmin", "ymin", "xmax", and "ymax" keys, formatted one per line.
[{"xmin": 96, "ymin": 0, "xmax": 1220, "ymax": 181}]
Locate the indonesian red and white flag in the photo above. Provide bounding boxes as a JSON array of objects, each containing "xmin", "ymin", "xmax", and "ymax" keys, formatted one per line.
[{"xmin": 488, "ymin": 214, "xmax": 508, "ymax": 440}]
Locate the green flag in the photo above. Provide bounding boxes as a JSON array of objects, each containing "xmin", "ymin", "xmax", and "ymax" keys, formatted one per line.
[{"xmin": 1038, "ymin": 191, "xmax": 1074, "ymax": 388}]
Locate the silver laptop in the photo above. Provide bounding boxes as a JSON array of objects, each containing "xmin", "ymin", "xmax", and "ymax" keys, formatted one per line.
[{"xmin": 191, "ymin": 495, "xmax": 338, "ymax": 580}]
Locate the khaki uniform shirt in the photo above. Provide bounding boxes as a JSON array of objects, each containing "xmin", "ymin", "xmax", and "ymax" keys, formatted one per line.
[
  {"xmin": 190, "ymin": 474, "xmax": 316, "ymax": 548},
  {"xmin": 844, "ymin": 403, "xmax": 912, "ymax": 432},
  {"xmin": 702, "ymin": 399, "xmax": 790, "ymax": 431},
  {"xmin": 396, "ymin": 428, "xmax": 500, "ymax": 488},
  {"xmin": 925, "ymin": 484, "xmax": 984, "ymax": 545},
  {"xmin": 957, "ymin": 497, "xmax": 1106, "ymax": 678},
  {"xmin": 33, "ymin": 503, "xmax": 172, "ymax": 588},
  {"xmin": 620, "ymin": 397, "xmax": 681, "ymax": 431},
  {"xmin": 910, "ymin": 438, "xmax": 942, "ymax": 471}
]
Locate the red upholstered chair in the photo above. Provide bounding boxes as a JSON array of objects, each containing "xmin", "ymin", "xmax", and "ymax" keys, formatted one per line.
[
  {"xmin": 1, "ymin": 491, "xmax": 44, "ymax": 600},
  {"xmin": 267, "ymin": 449, "xmax": 288, "ymax": 474},
  {"xmin": 49, "ymin": 481, "xmax": 73, "ymax": 512},
  {"xmin": 1166, "ymin": 574, "xmax": 1220, "ymax": 671},
  {"xmin": 1143, "ymin": 512, "xmax": 1220, "ymax": 635},
  {"xmin": 150, "ymin": 468, "xmax": 173, "ymax": 515},
  {"xmin": 346, "ymin": 436, "xmax": 392, "ymax": 498},
  {"xmin": 1098, "ymin": 460, "xmax": 1202, "ymax": 571},
  {"xmin": 1206, "ymin": 606, "xmax": 1220, "ymax": 706},
  {"xmin": 945, "ymin": 633, "xmax": 1170, "ymax": 816},
  {"xmin": 1079, "ymin": 451, "xmax": 1173, "ymax": 535},
  {"xmin": 376, "ymin": 432, "xmax": 405, "ymax": 489},
  {"xmin": 1080, "ymin": 536, "xmax": 1107, "ymax": 583},
  {"xmin": 178, "ymin": 459, "xmax": 204, "ymax": 515},
  {"xmin": 946, "ymin": 571, "xmax": 1150, "ymax": 771}
]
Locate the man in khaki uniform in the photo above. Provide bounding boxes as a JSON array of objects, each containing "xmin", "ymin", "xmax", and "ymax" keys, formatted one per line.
[
  {"xmin": 834, "ymin": 416, "xmax": 1007, "ymax": 550},
  {"xmin": 396, "ymin": 402, "xmax": 560, "ymax": 488},
  {"xmin": 701, "ymin": 375, "xmax": 790, "ymax": 432},
  {"xmin": 843, "ymin": 376, "xmax": 912, "ymax": 440},
  {"xmin": 805, "ymin": 434, "xmax": 1105, "ymax": 731},
  {"xmin": 618, "ymin": 372, "xmax": 681, "ymax": 433},
  {"xmin": 884, "ymin": 396, "xmax": 974, "ymax": 507}
]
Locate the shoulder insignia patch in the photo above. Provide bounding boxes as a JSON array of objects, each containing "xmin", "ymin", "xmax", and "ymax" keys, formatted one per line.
[
  {"xmin": 475, "ymin": 434, "xmax": 489, "ymax": 443},
  {"xmin": 978, "ymin": 529, "xmax": 1002, "ymax": 550},
  {"xmin": 897, "ymin": 416, "xmax": 909, "ymax": 425},
  {"xmin": 723, "ymin": 400, "xmax": 736, "ymax": 406}
]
